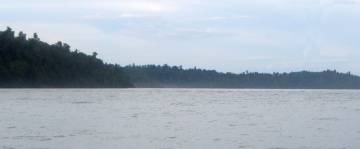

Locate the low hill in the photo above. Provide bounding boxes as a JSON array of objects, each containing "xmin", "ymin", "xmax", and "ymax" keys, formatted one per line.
[
  {"xmin": 124, "ymin": 64, "xmax": 360, "ymax": 89},
  {"xmin": 0, "ymin": 27, "xmax": 133, "ymax": 88}
]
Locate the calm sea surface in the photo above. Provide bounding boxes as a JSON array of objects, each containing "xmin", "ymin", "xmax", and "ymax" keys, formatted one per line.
[{"xmin": 0, "ymin": 89, "xmax": 360, "ymax": 149}]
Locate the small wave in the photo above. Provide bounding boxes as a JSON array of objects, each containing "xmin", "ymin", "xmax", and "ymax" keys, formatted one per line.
[
  {"xmin": 6, "ymin": 126, "xmax": 16, "ymax": 129},
  {"xmin": 318, "ymin": 117, "xmax": 339, "ymax": 121},
  {"xmin": 53, "ymin": 135, "xmax": 66, "ymax": 138},
  {"xmin": 2, "ymin": 146, "xmax": 15, "ymax": 149},
  {"xmin": 71, "ymin": 101, "xmax": 94, "ymax": 104}
]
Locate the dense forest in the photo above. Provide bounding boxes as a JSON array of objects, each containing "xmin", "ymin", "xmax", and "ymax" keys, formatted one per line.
[
  {"xmin": 1, "ymin": 27, "xmax": 360, "ymax": 89},
  {"xmin": 0, "ymin": 27, "xmax": 132, "ymax": 88},
  {"xmin": 124, "ymin": 64, "xmax": 360, "ymax": 89}
]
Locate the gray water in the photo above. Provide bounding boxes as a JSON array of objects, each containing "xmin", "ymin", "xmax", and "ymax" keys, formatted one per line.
[{"xmin": 0, "ymin": 89, "xmax": 360, "ymax": 149}]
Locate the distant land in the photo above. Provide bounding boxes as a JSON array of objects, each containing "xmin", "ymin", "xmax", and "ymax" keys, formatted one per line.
[
  {"xmin": 124, "ymin": 65, "xmax": 360, "ymax": 89},
  {"xmin": 1, "ymin": 27, "xmax": 360, "ymax": 89}
]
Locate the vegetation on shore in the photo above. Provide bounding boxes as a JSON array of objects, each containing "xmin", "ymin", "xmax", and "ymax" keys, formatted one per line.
[
  {"xmin": 124, "ymin": 64, "xmax": 360, "ymax": 89},
  {"xmin": 1, "ymin": 27, "xmax": 360, "ymax": 89},
  {"xmin": 0, "ymin": 27, "xmax": 132, "ymax": 88}
]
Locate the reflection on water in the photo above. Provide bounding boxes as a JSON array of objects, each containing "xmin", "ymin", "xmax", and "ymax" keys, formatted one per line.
[{"xmin": 0, "ymin": 89, "xmax": 360, "ymax": 149}]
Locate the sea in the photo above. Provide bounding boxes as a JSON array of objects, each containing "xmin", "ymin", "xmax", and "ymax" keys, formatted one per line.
[{"xmin": 1, "ymin": 89, "xmax": 359, "ymax": 149}]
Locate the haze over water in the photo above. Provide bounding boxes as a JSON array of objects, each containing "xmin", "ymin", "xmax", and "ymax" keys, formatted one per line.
[{"xmin": 1, "ymin": 89, "xmax": 360, "ymax": 149}]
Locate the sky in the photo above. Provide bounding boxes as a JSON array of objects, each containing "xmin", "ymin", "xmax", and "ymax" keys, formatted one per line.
[{"xmin": 1, "ymin": 0, "xmax": 360, "ymax": 74}]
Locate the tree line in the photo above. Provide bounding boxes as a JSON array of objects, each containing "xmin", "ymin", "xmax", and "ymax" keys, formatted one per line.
[
  {"xmin": 0, "ymin": 27, "xmax": 132, "ymax": 87},
  {"xmin": 1, "ymin": 27, "xmax": 360, "ymax": 89},
  {"xmin": 123, "ymin": 64, "xmax": 360, "ymax": 89}
]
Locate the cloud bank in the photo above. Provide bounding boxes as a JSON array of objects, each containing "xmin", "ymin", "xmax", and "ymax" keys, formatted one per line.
[{"xmin": 1, "ymin": 0, "xmax": 359, "ymax": 74}]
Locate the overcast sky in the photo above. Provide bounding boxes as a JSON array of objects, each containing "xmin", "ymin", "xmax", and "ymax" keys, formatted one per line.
[{"xmin": 1, "ymin": 0, "xmax": 360, "ymax": 74}]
